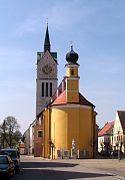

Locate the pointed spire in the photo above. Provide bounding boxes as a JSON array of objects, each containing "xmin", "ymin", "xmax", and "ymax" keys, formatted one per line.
[{"xmin": 44, "ymin": 22, "xmax": 51, "ymax": 52}]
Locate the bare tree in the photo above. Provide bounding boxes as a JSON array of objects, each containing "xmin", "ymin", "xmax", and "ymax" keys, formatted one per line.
[{"xmin": 0, "ymin": 116, "xmax": 22, "ymax": 148}]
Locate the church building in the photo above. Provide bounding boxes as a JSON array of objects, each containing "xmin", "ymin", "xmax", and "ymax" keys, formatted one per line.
[{"xmin": 37, "ymin": 29, "xmax": 97, "ymax": 158}]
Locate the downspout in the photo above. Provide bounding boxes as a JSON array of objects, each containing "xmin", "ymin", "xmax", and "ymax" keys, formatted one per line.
[
  {"xmin": 43, "ymin": 114, "xmax": 45, "ymax": 157},
  {"xmin": 91, "ymin": 106, "xmax": 96, "ymax": 158},
  {"xmin": 48, "ymin": 106, "xmax": 51, "ymax": 158},
  {"xmin": 91, "ymin": 106, "xmax": 94, "ymax": 158}
]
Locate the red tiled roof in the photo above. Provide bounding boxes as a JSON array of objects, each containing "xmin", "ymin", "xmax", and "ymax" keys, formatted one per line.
[
  {"xmin": 117, "ymin": 111, "xmax": 125, "ymax": 130},
  {"xmin": 98, "ymin": 121, "xmax": 114, "ymax": 136},
  {"xmin": 52, "ymin": 90, "xmax": 66, "ymax": 105},
  {"xmin": 51, "ymin": 90, "xmax": 94, "ymax": 107}
]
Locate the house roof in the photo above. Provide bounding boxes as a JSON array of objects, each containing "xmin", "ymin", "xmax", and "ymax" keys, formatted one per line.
[
  {"xmin": 52, "ymin": 90, "xmax": 66, "ymax": 105},
  {"xmin": 117, "ymin": 111, "xmax": 125, "ymax": 130},
  {"xmin": 79, "ymin": 93, "xmax": 95, "ymax": 107},
  {"xmin": 98, "ymin": 121, "xmax": 114, "ymax": 136},
  {"xmin": 51, "ymin": 90, "xmax": 95, "ymax": 107}
]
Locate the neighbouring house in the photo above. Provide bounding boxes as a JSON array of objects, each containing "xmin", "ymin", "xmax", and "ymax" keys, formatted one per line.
[
  {"xmin": 23, "ymin": 119, "xmax": 36, "ymax": 155},
  {"xmin": 98, "ymin": 121, "xmax": 114, "ymax": 153},
  {"xmin": 33, "ymin": 118, "xmax": 43, "ymax": 157},
  {"xmin": 29, "ymin": 120, "xmax": 36, "ymax": 154},
  {"xmin": 23, "ymin": 127, "xmax": 30, "ymax": 155},
  {"xmin": 113, "ymin": 111, "xmax": 125, "ymax": 155}
]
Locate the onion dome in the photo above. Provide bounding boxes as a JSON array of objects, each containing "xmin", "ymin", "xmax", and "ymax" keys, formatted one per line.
[{"xmin": 66, "ymin": 45, "xmax": 79, "ymax": 64}]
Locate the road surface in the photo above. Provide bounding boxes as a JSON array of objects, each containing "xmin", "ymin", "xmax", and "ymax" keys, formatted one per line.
[{"xmin": 13, "ymin": 156, "xmax": 125, "ymax": 180}]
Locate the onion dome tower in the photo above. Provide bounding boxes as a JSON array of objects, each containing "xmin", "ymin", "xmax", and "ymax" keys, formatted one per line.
[
  {"xmin": 65, "ymin": 45, "xmax": 80, "ymax": 103},
  {"xmin": 66, "ymin": 45, "xmax": 79, "ymax": 64}
]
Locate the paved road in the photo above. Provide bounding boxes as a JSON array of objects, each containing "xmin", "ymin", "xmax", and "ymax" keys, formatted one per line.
[{"xmin": 13, "ymin": 156, "xmax": 125, "ymax": 180}]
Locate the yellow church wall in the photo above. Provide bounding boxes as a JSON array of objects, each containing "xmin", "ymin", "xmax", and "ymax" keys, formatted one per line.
[
  {"xmin": 79, "ymin": 108, "xmax": 93, "ymax": 157},
  {"xmin": 92, "ymin": 112, "xmax": 97, "ymax": 157},
  {"xmin": 42, "ymin": 109, "xmax": 49, "ymax": 158},
  {"xmin": 51, "ymin": 108, "xmax": 68, "ymax": 149},
  {"xmin": 67, "ymin": 107, "xmax": 93, "ymax": 157},
  {"xmin": 51, "ymin": 105, "xmax": 94, "ymax": 158},
  {"xmin": 67, "ymin": 108, "xmax": 80, "ymax": 150}
]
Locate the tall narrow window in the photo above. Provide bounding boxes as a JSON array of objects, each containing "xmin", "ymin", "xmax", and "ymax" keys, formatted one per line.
[
  {"xmin": 46, "ymin": 83, "xmax": 48, "ymax": 96},
  {"xmin": 50, "ymin": 82, "xmax": 52, "ymax": 97},
  {"xmin": 42, "ymin": 83, "xmax": 44, "ymax": 97}
]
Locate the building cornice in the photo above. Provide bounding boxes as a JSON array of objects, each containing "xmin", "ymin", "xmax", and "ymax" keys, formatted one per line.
[{"xmin": 51, "ymin": 103, "xmax": 92, "ymax": 109}]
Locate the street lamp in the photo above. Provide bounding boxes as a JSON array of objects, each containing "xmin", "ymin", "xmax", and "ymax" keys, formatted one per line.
[{"xmin": 118, "ymin": 131, "xmax": 120, "ymax": 161}]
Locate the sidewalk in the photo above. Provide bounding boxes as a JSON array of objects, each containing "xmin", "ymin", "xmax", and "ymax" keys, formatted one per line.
[{"xmin": 59, "ymin": 158, "xmax": 125, "ymax": 179}]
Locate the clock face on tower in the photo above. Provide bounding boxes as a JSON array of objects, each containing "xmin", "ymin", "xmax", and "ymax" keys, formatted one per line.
[{"xmin": 42, "ymin": 64, "xmax": 52, "ymax": 75}]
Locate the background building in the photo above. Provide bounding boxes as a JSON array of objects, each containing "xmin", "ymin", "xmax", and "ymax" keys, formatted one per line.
[
  {"xmin": 98, "ymin": 121, "xmax": 114, "ymax": 154},
  {"xmin": 98, "ymin": 111, "xmax": 125, "ymax": 157},
  {"xmin": 23, "ymin": 127, "xmax": 30, "ymax": 155},
  {"xmin": 113, "ymin": 111, "xmax": 125, "ymax": 155}
]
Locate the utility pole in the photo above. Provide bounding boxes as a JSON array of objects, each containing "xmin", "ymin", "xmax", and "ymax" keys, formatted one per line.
[
  {"xmin": 2, "ymin": 120, "xmax": 6, "ymax": 148},
  {"xmin": 118, "ymin": 131, "xmax": 120, "ymax": 161}
]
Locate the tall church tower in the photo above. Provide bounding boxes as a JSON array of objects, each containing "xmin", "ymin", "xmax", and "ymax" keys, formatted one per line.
[{"xmin": 36, "ymin": 24, "xmax": 58, "ymax": 116}]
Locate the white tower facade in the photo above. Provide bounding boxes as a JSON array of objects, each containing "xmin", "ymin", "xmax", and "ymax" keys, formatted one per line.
[{"xmin": 36, "ymin": 25, "xmax": 58, "ymax": 116}]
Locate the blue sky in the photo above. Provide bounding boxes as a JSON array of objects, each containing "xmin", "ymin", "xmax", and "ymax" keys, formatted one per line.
[{"xmin": 0, "ymin": 0, "xmax": 125, "ymax": 133}]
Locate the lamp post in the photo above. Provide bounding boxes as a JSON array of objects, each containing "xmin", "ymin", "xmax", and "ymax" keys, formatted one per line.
[
  {"xmin": 118, "ymin": 131, "xmax": 120, "ymax": 161},
  {"xmin": 112, "ymin": 128, "xmax": 114, "ymax": 151},
  {"xmin": 3, "ymin": 120, "xmax": 6, "ymax": 148},
  {"xmin": 111, "ymin": 128, "xmax": 114, "ymax": 159}
]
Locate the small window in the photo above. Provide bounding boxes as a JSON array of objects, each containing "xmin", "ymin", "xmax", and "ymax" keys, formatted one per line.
[
  {"xmin": 38, "ymin": 131, "xmax": 43, "ymax": 137},
  {"xmin": 71, "ymin": 69, "xmax": 74, "ymax": 75}
]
